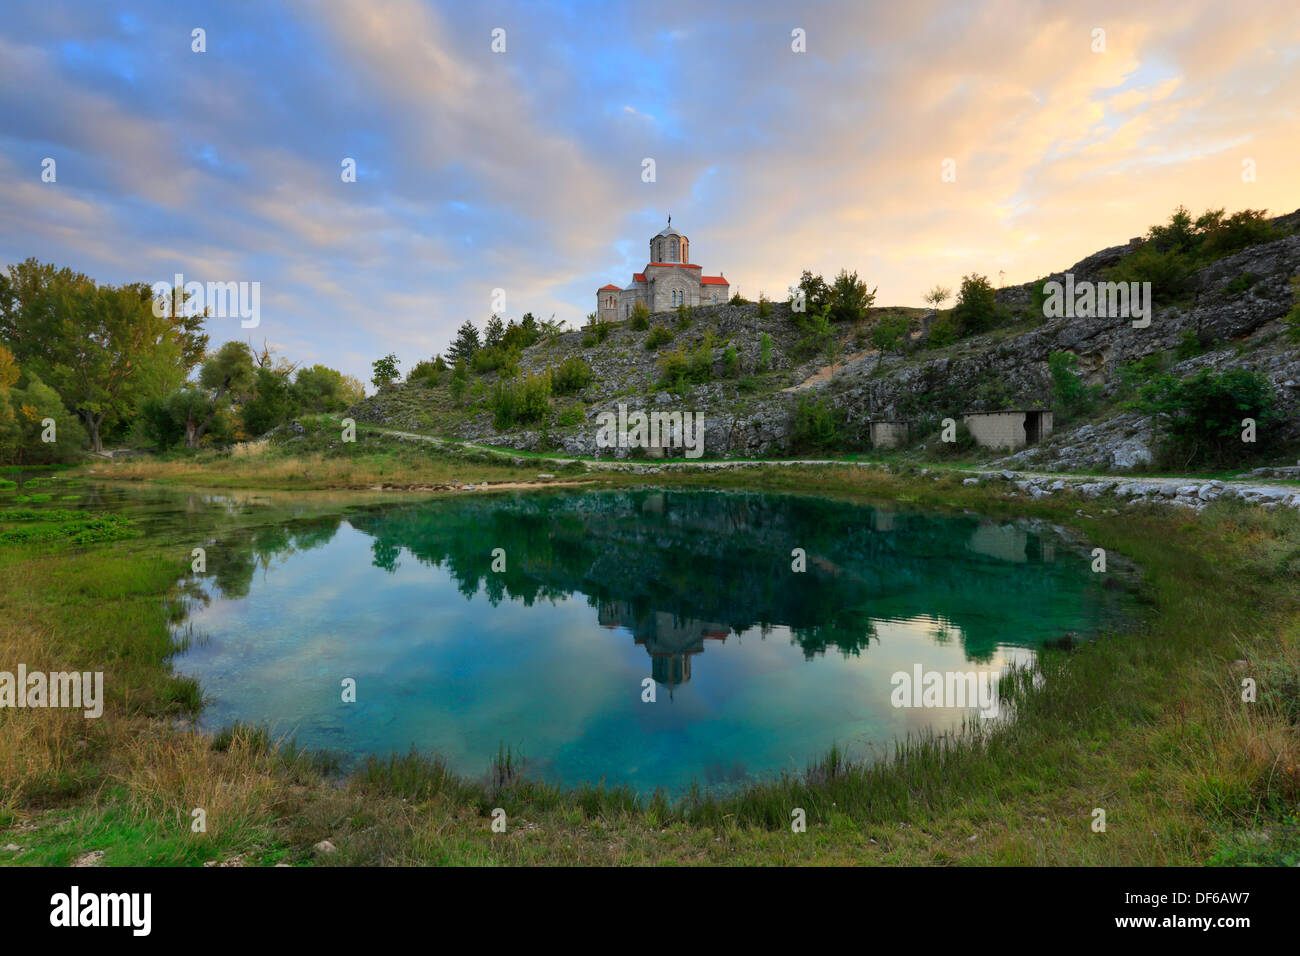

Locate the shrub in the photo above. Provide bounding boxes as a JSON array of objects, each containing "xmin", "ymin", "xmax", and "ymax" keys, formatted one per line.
[
  {"xmin": 630, "ymin": 302, "xmax": 650, "ymax": 330},
  {"xmin": 645, "ymin": 326, "xmax": 673, "ymax": 350},
  {"xmin": 491, "ymin": 372, "xmax": 551, "ymax": 430},
  {"xmin": 1222, "ymin": 272, "xmax": 1260, "ymax": 297},
  {"xmin": 675, "ymin": 304, "xmax": 694, "ymax": 329},
  {"xmin": 826, "ymin": 270, "xmax": 876, "ymax": 324},
  {"xmin": 1104, "ymin": 245, "xmax": 1192, "ymax": 302},
  {"xmin": 758, "ymin": 332, "xmax": 772, "ymax": 371},
  {"xmin": 1136, "ymin": 367, "xmax": 1278, "ymax": 469},
  {"xmin": 1285, "ymin": 275, "xmax": 1300, "ymax": 343},
  {"xmin": 953, "ymin": 273, "xmax": 998, "ymax": 336},
  {"xmin": 926, "ymin": 314, "xmax": 960, "ymax": 348},
  {"xmin": 730, "ymin": 292, "xmax": 749, "ymax": 305},
  {"xmin": 1048, "ymin": 351, "xmax": 1094, "ymax": 418},
  {"xmin": 792, "ymin": 309, "xmax": 833, "ymax": 361},
  {"xmin": 1174, "ymin": 329, "xmax": 1207, "ymax": 360},
  {"xmin": 757, "ymin": 295, "xmax": 772, "ymax": 318},
  {"xmin": 658, "ymin": 332, "xmax": 717, "ymax": 388},
  {"xmin": 789, "ymin": 396, "xmax": 844, "ymax": 453},
  {"xmin": 551, "ymin": 357, "xmax": 592, "ymax": 395},
  {"xmin": 723, "ymin": 344, "xmax": 740, "ymax": 377},
  {"xmin": 557, "ymin": 404, "xmax": 585, "ymax": 427}
]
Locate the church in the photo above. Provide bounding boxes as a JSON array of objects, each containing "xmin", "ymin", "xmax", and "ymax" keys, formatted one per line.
[{"xmin": 596, "ymin": 219, "xmax": 729, "ymax": 323}]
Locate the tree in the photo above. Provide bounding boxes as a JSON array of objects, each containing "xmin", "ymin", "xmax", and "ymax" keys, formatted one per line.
[
  {"xmin": 242, "ymin": 363, "xmax": 297, "ymax": 436},
  {"xmin": 1137, "ymin": 367, "xmax": 1277, "ymax": 469},
  {"xmin": 826, "ymin": 270, "xmax": 876, "ymax": 324},
  {"xmin": 1, "ymin": 371, "xmax": 87, "ymax": 464},
  {"xmin": 371, "ymin": 352, "xmax": 401, "ymax": 391},
  {"xmin": 870, "ymin": 314, "xmax": 910, "ymax": 370},
  {"xmin": 0, "ymin": 262, "xmax": 205, "ymax": 452},
  {"xmin": 179, "ymin": 341, "xmax": 256, "ymax": 448},
  {"xmin": 924, "ymin": 285, "xmax": 951, "ymax": 311},
  {"xmin": 484, "ymin": 313, "xmax": 505, "ymax": 348},
  {"xmin": 446, "ymin": 321, "xmax": 481, "ymax": 365},
  {"xmin": 789, "ymin": 271, "xmax": 830, "ymax": 313},
  {"xmin": 293, "ymin": 364, "xmax": 355, "ymax": 412},
  {"xmin": 953, "ymin": 274, "xmax": 999, "ymax": 336},
  {"xmin": 45, "ymin": 282, "xmax": 176, "ymax": 453}
]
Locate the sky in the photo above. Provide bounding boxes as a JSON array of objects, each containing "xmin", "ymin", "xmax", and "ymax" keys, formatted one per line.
[{"xmin": 1, "ymin": 0, "xmax": 1297, "ymax": 386}]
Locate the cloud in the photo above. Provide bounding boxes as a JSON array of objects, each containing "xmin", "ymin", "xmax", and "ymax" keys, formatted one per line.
[{"xmin": 0, "ymin": 0, "xmax": 1295, "ymax": 384}]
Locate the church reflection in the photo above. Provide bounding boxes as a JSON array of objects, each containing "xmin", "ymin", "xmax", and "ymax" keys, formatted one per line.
[{"xmin": 599, "ymin": 601, "xmax": 731, "ymax": 689}]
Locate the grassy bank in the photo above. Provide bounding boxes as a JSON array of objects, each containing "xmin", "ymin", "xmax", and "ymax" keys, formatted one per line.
[{"xmin": 2, "ymin": 459, "xmax": 1298, "ymax": 866}]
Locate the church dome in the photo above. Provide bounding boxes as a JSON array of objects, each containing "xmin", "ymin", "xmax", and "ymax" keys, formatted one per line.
[{"xmin": 650, "ymin": 220, "xmax": 689, "ymax": 263}]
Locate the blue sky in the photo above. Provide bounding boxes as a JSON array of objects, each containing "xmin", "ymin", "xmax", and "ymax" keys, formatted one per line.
[{"xmin": 1, "ymin": 0, "xmax": 1297, "ymax": 385}]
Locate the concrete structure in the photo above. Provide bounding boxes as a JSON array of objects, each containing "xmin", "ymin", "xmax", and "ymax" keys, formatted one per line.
[
  {"xmin": 962, "ymin": 409, "xmax": 1053, "ymax": 452},
  {"xmin": 870, "ymin": 420, "xmax": 910, "ymax": 449},
  {"xmin": 596, "ymin": 218, "xmax": 729, "ymax": 323}
]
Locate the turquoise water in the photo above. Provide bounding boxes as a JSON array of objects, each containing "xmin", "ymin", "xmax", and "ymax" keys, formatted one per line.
[{"xmin": 174, "ymin": 488, "xmax": 1135, "ymax": 794}]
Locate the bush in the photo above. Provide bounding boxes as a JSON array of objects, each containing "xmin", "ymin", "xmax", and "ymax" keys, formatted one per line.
[
  {"xmin": 757, "ymin": 295, "xmax": 772, "ymax": 318},
  {"xmin": 1104, "ymin": 245, "xmax": 1192, "ymax": 302},
  {"xmin": 826, "ymin": 270, "xmax": 876, "ymax": 324},
  {"xmin": 723, "ymin": 344, "xmax": 739, "ymax": 377},
  {"xmin": 491, "ymin": 372, "xmax": 551, "ymax": 430},
  {"xmin": 1174, "ymin": 329, "xmax": 1207, "ymax": 360},
  {"xmin": 927, "ymin": 314, "xmax": 960, "ymax": 348},
  {"xmin": 658, "ymin": 332, "xmax": 717, "ymax": 388},
  {"xmin": 630, "ymin": 302, "xmax": 650, "ymax": 330},
  {"xmin": 953, "ymin": 274, "xmax": 998, "ymax": 336},
  {"xmin": 645, "ymin": 325, "xmax": 673, "ymax": 350},
  {"xmin": 551, "ymin": 357, "xmax": 592, "ymax": 394},
  {"xmin": 792, "ymin": 310, "xmax": 833, "ymax": 361},
  {"xmin": 789, "ymin": 396, "xmax": 844, "ymax": 453},
  {"xmin": 676, "ymin": 304, "xmax": 694, "ymax": 329},
  {"xmin": 1048, "ymin": 351, "xmax": 1094, "ymax": 418},
  {"xmin": 1285, "ymin": 275, "xmax": 1300, "ymax": 343},
  {"xmin": 758, "ymin": 332, "xmax": 772, "ymax": 371},
  {"xmin": 557, "ymin": 404, "xmax": 585, "ymax": 427},
  {"xmin": 1136, "ymin": 367, "xmax": 1278, "ymax": 469}
]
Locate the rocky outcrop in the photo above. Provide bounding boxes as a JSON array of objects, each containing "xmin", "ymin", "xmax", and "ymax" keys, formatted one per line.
[{"xmin": 348, "ymin": 209, "xmax": 1300, "ymax": 470}]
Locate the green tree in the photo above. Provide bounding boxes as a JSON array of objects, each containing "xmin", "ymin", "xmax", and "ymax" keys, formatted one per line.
[
  {"xmin": 371, "ymin": 352, "xmax": 400, "ymax": 391},
  {"xmin": 953, "ymin": 273, "xmax": 998, "ymax": 336},
  {"xmin": 826, "ymin": 270, "xmax": 876, "ymax": 324},
  {"xmin": 447, "ymin": 321, "xmax": 482, "ymax": 364},
  {"xmin": 924, "ymin": 285, "xmax": 951, "ymax": 311},
  {"xmin": 293, "ymin": 364, "xmax": 355, "ymax": 412},
  {"xmin": 1137, "ymin": 367, "xmax": 1277, "ymax": 469},
  {"xmin": 181, "ymin": 341, "xmax": 257, "ymax": 448},
  {"xmin": 870, "ymin": 314, "xmax": 909, "ymax": 369},
  {"xmin": 484, "ymin": 313, "xmax": 505, "ymax": 348}
]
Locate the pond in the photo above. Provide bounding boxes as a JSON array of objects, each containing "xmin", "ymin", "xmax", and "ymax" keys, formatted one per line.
[{"xmin": 164, "ymin": 487, "xmax": 1137, "ymax": 795}]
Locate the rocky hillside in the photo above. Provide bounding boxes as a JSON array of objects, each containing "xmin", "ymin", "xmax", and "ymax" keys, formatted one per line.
[{"xmin": 349, "ymin": 208, "xmax": 1300, "ymax": 472}]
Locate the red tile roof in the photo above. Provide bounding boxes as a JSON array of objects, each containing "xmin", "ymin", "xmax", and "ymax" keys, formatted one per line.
[
  {"xmin": 632, "ymin": 273, "xmax": 646, "ymax": 283},
  {"xmin": 701, "ymin": 275, "xmax": 728, "ymax": 285},
  {"xmin": 598, "ymin": 284, "xmax": 619, "ymax": 291},
  {"xmin": 645, "ymin": 262, "xmax": 702, "ymax": 269}
]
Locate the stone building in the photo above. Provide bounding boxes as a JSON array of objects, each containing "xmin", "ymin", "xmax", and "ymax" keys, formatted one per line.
[
  {"xmin": 596, "ymin": 219, "xmax": 729, "ymax": 323},
  {"xmin": 962, "ymin": 409, "xmax": 1054, "ymax": 451},
  {"xmin": 869, "ymin": 420, "xmax": 910, "ymax": 449}
]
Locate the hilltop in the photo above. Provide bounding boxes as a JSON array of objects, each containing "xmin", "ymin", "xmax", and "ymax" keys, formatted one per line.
[{"xmin": 348, "ymin": 206, "xmax": 1300, "ymax": 475}]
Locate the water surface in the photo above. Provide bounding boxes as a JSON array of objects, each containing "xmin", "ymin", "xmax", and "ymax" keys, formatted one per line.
[{"xmin": 168, "ymin": 488, "xmax": 1135, "ymax": 794}]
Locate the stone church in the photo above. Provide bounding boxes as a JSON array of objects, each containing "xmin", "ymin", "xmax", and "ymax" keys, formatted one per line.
[{"xmin": 596, "ymin": 219, "xmax": 729, "ymax": 323}]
